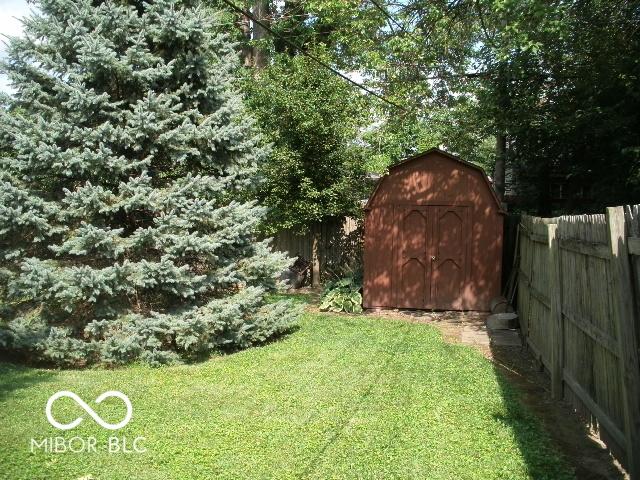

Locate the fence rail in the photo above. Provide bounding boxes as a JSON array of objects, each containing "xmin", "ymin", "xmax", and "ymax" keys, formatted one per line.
[{"xmin": 518, "ymin": 205, "xmax": 640, "ymax": 478}]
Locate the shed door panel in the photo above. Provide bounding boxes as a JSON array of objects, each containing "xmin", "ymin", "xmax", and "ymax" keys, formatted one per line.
[
  {"xmin": 363, "ymin": 207, "xmax": 394, "ymax": 307},
  {"xmin": 395, "ymin": 207, "xmax": 430, "ymax": 309},
  {"xmin": 431, "ymin": 206, "xmax": 470, "ymax": 309}
]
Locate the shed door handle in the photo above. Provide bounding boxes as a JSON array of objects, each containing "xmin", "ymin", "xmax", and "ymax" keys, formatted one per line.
[{"xmin": 431, "ymin": 256, "xmax": 437, "ymax": 261}]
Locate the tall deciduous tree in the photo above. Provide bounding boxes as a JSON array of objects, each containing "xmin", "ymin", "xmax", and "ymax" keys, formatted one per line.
[
  {"xmin": 233, "ymin": 2, "xmax": 376, "ymax": 285},
  {"xmin": 245, "ymin": 51, "xmax": 368, "ymax": 235},
  {"xmin": 231, "ymin": 0, "xmax": 639, "ymax": 216},
  {"xmin": 376, "ymin": 0, "xmax": 640, "ymax": 213},
  {"xmin": 0, "ymin": 0, "xmax": 299, "ymax": 366}
]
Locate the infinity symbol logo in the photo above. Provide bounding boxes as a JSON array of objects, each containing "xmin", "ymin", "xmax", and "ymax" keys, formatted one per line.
[{"xmin": 45, "ymin": 391, "xmax": 133, "ymax": 431}]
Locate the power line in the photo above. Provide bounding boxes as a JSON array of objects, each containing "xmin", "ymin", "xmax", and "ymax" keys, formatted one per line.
[
  {"xmin": 220, "ymin": 0, "xmax": 408, "ymax": 112},
  {"xmin": 369, "ymin": 0, "xmax": 407, "ymax": 33},
  {"xmin": 367, "ymin": 1, "xmax": 485, "ymax": 82}
]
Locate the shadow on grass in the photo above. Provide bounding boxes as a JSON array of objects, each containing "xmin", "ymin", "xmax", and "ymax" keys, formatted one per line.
[
  {"xmin": 265, "ymin": 291, "xmax": 319, "ymax": 305},
  {"xmin": 0, "ymin": 362, "xmax": 56, "ymax": 402},
  {"xmin": 491, "ymin": 371, "xmax": 573, "ymax": 479},
  {"xmin": 365, "ymin": 309, "xmax": 623, "ymax": 479},
  {"xmin": 488, "ymin": 342, "xmax": 625, "ymax": 480},
  {"xmin": 186, "ymin": 323, "xmax": 302, "ymax": 364}
]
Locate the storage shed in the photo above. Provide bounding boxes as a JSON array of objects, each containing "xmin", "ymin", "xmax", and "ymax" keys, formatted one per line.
[{"xmin": 363, "ymin": 148, "xmax": 504, "ymax": 311}]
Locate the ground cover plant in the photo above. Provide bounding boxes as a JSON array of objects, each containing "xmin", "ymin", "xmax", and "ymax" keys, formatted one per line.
[
  {"xmin": 319, "ymin": 277, "xmax": 363, "ymax": 314},
  {"xmin": 0, "ymin": 310, "xmax": 573, "ymax": 480}
]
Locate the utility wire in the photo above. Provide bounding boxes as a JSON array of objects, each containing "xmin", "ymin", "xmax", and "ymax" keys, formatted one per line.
[
  {"xmin": 369, "ymin": 0, "xmax": 407, "ymax": 33},
  {"xmin": 220, "ymin": 0, "xmax": 408, "ymax": 112},
  {"xmin": 367, "ymin": 1, "xmax": 485, "ymax": 81}
]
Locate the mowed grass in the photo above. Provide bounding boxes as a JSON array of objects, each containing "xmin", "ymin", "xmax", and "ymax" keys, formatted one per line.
[{"xmin": 0, "ymin": 312, "xmax": 573, "ymax": 480}]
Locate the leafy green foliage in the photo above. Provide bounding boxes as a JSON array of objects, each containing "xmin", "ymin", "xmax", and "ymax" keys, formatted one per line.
[
  {"xmin": 363, "ymin": 106, "xmax": 497, "ymax": 175},
  {"xmin": 244, "ymin": 51, "xmax": 369, "ymax": 234},
  {"xmin": 372, "ymin": 0, "xmax": 640, "ymax": 213},
  {"xmin": 238, "ymin": 1, "xmax": 496, "ymax": 178},
  {"xmin": 0, "ymin": 311, "xmax": 573, "ymax": 479},
  {"xmin": 473, "ymin": 0, "xmax": 640, "ymax": 213},
  {"xmin": 0, "ymin": 0, "xmax": 300, "ymax": 366},
  {"xmin": 320, "ymin": 277, "xmax": 362, "ymax": 314},
  {"xmin": 247, "ymin": 0, "xmax": 640, "ymax": 213}
]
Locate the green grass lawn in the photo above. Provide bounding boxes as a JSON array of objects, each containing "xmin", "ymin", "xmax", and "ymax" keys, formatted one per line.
[{"xmin": 0, "ymin": 312, "xmax": 573, "ymax": 480}]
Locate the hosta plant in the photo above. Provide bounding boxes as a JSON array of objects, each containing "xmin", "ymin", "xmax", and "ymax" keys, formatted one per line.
[{"xmin": 319, "ymin": 277, "xmax": 362, "ymax": 314}]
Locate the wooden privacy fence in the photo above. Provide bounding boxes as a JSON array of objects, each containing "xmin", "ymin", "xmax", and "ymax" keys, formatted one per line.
[
  {"xmin": 270, "ymin": 217, "xmax": 362, "ymax": 285},
  {"xmin": 518, "ymin": 206, "xmax": 640, "ymax": 477}
]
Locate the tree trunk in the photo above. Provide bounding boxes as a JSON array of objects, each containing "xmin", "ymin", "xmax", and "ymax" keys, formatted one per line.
[
  {"xmin": 236, "ymin": 1, "xmax": 269, "ymax": 68},
  {"xmin": 493, "ymin": 62, "xmax": 510, "ymax": 203},
  {"xmin": 252, "ymin": 0, "xmax": 269, "ymax": 69},
  {"xmin": 538, "ymin": 160, "xmax": 553, "ymax": 216},
  {"xmin": 238, "ymin": 2, "xmax": 252, "ymax": 67},
  {"xmin": 494, "ymin": 134, "xmax": 506, "ymax": 201}
]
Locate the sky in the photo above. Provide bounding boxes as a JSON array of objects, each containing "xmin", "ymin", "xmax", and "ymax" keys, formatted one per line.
[{"xmin": 0, "ymin": 0, "xmax": 33, "ymax": 93}]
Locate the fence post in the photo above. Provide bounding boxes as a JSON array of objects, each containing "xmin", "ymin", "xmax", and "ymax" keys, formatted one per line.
[
  {"xmin": 547, "ymin": 223, "xmax": 564, "ymax": 400},
  {"xmin": 606, "ymin": 206, "xmax": 640, "ymax": 478},
  {"xmin": 311, "ymin": 226, "xmax": 321, "ymax": 287}
]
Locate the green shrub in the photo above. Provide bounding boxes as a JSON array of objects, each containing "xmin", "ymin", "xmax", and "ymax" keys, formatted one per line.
[
  {"xmin": 320, "ymin": 277, "xmax": 363, "ymax": 314},
  {"xmin": 0, "ymin": 1, "xmax": 301, "ymax": 367}
]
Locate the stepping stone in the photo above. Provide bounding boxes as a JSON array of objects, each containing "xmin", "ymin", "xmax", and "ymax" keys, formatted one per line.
[
  {"xmin": 489, "ymin": 329, "xmax": 522, "ymax": 347},
  {"xmin": 490, "ymin": 296, "xmax": 514, "ymax": 313},
  {"xmin": 461, "ymin": 326, "xmax": 490, "ymax": 346},
  {"xmin": 486, "ymin": 313, "xmax": 519, "ymax": 330}
]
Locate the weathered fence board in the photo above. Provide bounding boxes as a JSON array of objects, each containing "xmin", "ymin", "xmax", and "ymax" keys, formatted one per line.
[
  {"xmin": 518, "ymin": 215, "xmax": 557, "ymax": 369},
  {"xmin": 270, "ymin": 217, "xmax": 361, "ymax": 283},
  {"xmin": 518, "ymin": 205, "xmax": 640, "ymax": 478}
]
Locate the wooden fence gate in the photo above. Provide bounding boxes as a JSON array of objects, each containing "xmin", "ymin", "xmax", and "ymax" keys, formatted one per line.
[{"xmin": 518, "ymin": 205, "xmax": 640, "ymax": 478}]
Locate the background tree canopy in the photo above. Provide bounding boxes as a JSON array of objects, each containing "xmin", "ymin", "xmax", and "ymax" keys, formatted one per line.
[{"xmin": 230, "ymin": 0, "xmax": 640, "ymax": 217}]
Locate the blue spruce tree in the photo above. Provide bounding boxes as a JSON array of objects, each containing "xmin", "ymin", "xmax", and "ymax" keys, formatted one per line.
[{"xmin": 0, "ymin": 0, "xmax": 300, "ymax": 366}]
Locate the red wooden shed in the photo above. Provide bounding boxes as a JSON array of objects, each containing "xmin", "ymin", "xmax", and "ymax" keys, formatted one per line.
[{"xmin": 363, "ymin": 148, "xmax": 504, "ymax": 311}]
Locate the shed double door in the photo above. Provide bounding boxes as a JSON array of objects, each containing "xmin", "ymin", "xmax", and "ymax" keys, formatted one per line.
[{"xmin": 394, "ymin": 205, "xmax": 470, "ymax": 309}]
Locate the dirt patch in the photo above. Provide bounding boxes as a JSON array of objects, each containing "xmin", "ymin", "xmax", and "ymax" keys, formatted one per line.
[{"xmin": 364, "ymin": 308, "xmax": 628, "ymax": 480}]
